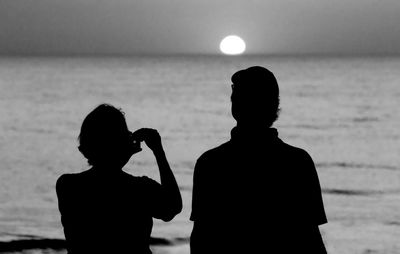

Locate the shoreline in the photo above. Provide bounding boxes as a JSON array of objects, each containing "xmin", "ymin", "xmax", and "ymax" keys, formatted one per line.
[{"xmin": 0, "ymin": 236, "xmax": 189, "ymax": 253}]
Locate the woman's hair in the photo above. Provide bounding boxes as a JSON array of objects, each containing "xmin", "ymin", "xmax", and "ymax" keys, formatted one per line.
[{"xmin": 78, "ymin": 104, "xmax": 129, "ymax": 166}]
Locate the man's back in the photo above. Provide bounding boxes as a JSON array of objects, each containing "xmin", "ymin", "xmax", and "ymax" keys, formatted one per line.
[{"xmin": 190, "ymin": 127, "xmax": 327, "ymax": 253}]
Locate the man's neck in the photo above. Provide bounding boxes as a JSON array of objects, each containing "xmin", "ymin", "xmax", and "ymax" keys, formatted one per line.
[
  {"xmin": 236, "ymin": 122, "xmax": 271, "ymax": 132},
  {"xmin": 231, "ymin": 123, "xmax": 278, "ymax": 143}
]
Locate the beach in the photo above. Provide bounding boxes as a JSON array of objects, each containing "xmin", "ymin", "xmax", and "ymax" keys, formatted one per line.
[{"xmin": 0, "ymin": 55, "xmax": 399, "ymax": 253}]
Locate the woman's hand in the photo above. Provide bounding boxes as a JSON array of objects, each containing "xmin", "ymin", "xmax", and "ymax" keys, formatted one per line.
[{"xmin": 131, "ymin": 128, "xmax": 163, "ymax": 153}]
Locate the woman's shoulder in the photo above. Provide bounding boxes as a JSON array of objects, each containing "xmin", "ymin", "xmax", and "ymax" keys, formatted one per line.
[
  {"xmin": 56, "ymin": 173, "xmax": 72, "ymax": 186},
  {"xmin": 56, "ymin": 171, "xmax": 89, "ymax": 190}
]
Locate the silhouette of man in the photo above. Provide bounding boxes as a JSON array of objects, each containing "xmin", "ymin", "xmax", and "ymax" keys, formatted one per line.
[
  {"xmin": 190, "ymin": 66, "xmax": 327, "ymax": 253},
  {"xmin": 56, "ymin": 104, "xmax": 182, "ymax": 254}
]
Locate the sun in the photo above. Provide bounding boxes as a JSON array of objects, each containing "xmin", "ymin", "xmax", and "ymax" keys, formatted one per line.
[{"xmin": 219, "ymin": 35, "xmax": 246, "ymax": 55}]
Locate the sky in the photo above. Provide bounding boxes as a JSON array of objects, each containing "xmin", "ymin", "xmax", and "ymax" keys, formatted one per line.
[{"xmin": 1, "ymin": 0, "xmax": 400, "ymax": 55}]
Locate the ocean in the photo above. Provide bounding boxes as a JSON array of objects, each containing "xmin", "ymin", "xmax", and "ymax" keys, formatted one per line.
[{"xmin": 0, "ymin": 55, "xmax": 399, "ymax": 254}]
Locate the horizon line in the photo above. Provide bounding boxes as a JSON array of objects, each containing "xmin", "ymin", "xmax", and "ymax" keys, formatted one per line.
[{"xmin": 0, "ymin": 52, "xmax": 399, "ymax": 58}]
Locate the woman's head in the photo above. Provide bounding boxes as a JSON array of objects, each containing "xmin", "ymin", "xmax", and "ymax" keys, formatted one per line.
[{"xmin": 78, "ymin": 104, "xmax": 132, "ymax": 167}]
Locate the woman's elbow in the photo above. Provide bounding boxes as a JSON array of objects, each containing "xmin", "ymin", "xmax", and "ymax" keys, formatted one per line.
[
  {"xmin": 176, "ymin": 197, "xmax": 183, "ymax": 214},
  {"xmin": 161, "ymin": 203, "xmax": 182, "ymax": 222},
  {"xmin": 161, "ymin": 214, "xmax": 175, "ymax": 222},
  {"xmin": 160, "ymin": 212, "xmax": 177, "ymax": 222}
]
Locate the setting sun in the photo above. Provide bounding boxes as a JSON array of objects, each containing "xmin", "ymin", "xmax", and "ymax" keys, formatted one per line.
[{"xmin": 219, "ymin": 35, "xmax": 246, "ymax": 55}]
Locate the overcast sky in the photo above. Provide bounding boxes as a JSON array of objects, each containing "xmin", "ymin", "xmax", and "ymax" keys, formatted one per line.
[{"xmin": 1, "ymin": 0, "xmax": 400, "ymax": 55}]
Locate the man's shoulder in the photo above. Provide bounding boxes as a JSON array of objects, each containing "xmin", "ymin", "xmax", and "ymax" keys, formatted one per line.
[
  {"xmin": 278, "ymin": 140, "xmax": 312, "ymax": 159},
  {"xmin": 197, "ymin": 141, "xmax": 231, "ymax": 161},
  {"xmin": 276, "ymin": 140, "xmax": 318, "ymax": 177}
]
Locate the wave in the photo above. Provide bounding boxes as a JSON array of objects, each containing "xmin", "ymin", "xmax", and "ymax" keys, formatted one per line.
[
  {"xmin": 322, "ymin": 188, "xmax": 400, "ymax": 196},
  {"xmin": 352, "ymin": 116, "xmax": 380, "ymax": 123},
  {"xmin": 0, "ymin": 238, "xmax": 66, "ymax": 252},
  {"xmin": 0, "ymin": 236, "xmax": 189, "ymax": 252},
  {"xmin": 293, "ymin": 124, "xmax": 327, "ymax": 130},
  {"xmin": 316, "ymin": 162, "xmax": 398, "ymax": 171},
  {"xmin": 385, "ymin": 221, "xmax": 400, "ymax": 226}
]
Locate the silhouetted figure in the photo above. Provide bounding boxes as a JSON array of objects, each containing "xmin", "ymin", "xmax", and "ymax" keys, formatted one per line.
[
  {"xmin": 190, "ymin": 66, "xmax": 327, "ymax": 253},
  {"xmin": 56, "ymin": 104, "xmax": 182, "ymax": 254}
]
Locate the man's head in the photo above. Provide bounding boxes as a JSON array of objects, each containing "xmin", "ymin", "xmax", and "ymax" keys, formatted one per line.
[{"xmin": 230, "ymin": 66, "xmax": 280, "ymax": 127}]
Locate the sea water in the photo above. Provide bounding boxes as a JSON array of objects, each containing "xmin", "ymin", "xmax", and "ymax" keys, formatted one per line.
[{"xmin": 0, "ymin": 56, "xmax": 399, "ymax": 254}]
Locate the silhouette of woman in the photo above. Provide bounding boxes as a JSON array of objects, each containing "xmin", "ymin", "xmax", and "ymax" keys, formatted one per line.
[{"xmin": 56, "ymin": 104, "xmax": 182, "ymax": 254}]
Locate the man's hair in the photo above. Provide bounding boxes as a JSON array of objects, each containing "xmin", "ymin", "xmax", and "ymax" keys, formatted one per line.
[
  {"xmin": 231, "ymin": 66, "xmax": 280, "ymax": 126},
  {"xmin": 78, "ymin": 104, "xmax": 128, "ymax": 166}
]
